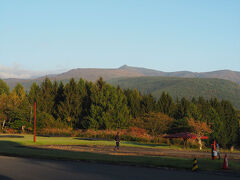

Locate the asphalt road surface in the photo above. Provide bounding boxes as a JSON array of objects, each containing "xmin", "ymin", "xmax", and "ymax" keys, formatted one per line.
[{"xmin": 0, "ymin": 156, "xmax": 239, "ymax": 180}]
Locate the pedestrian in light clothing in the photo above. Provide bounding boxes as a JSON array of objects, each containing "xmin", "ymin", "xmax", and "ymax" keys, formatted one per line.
[
  {"xmin": 216, "ymin": 143, "xmax": 220, "ymax": 160},
  {"xmin": 114, "ymin": 132, "xmax": 120, "ymax": 150}
]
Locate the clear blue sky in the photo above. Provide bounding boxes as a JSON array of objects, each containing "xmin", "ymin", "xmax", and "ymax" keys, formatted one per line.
[{"xmin": 0, "ymin": 0, "xmax": 239, "ymax": 77}]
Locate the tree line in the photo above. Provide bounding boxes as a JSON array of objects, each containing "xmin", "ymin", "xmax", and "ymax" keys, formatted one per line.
[{"xmin": 0, "ymin": 77, "xmax": 239, "ymax": 148}]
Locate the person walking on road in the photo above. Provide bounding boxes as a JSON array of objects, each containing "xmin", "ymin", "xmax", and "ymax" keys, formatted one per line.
[{"xmin": 114, "ymin": 132, "xmax": 120, "ymax": 150}]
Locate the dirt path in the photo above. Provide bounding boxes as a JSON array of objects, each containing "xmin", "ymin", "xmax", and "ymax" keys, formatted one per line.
[{"xmin": 37, "ymin": 144, "xmax": 240, "ymax": 160}]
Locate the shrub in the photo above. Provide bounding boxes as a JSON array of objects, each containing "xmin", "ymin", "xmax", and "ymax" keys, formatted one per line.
[
  {"xmin": 2, "ymin": 128, "xmax": 18, "ymax": 134},
  {"xmin": 73, "ymin": 127, "xmax": 151, "ymax": 142},
  {"xmin": 37, "ymin": 112, "xmax": 56, "ymax": 129},
  {"xmin": 131, "ymin": 112, "xmax": 174, "ymax": 136},
  {"xmin": 38, "ymin": 128, "xmax": 73, "ymax": 137},
  {"xmin": 10, "ymin": 120, "xmax": 32, "ymax": 131}
]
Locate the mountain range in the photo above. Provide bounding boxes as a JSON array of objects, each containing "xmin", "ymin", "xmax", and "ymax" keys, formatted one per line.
[
  {"xmin": 3, "ymin": 65, "xmax": 240, "ymax": 89},
  {"xmin": 3, "ymin": 65, "xmax": 240, "ymax": 109}
]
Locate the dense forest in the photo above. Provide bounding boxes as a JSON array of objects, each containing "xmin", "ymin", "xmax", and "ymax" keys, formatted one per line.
[
  {"xmin": 108, "ymin": 76, "xmax": 240, "ymax": 109},
  {"xmin": 0, "ymin": 77, "xmax": 239, "ymax": 148}
]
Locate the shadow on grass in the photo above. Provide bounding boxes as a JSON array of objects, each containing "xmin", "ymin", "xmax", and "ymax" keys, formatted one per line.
[
  {"xmin": 0, "ymin": 140, "xmax": 189, "ymax": 168},
  {"xmin": 0, "ymin": 140, "xmax": 239, "ymax": 173},
  {"xmin": 0, "ymin": 135, "xmax": 24, "ymax": 138},
  {"xmin": 122, "ymin": 141, "xmax": 170, "ymax": 147}
]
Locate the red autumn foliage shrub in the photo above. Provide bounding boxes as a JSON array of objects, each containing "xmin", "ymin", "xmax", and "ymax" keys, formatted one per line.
[
  {"xmin": 131, "ymin": 112, "xmax": 174, "ymax": 136},
  {"xmin": 2, "ymin": 128, "xmax": 18, "ymax": 134},
  {"xmin": 38, "ymin": 128, "xmax": 73, "ymax": 136}
]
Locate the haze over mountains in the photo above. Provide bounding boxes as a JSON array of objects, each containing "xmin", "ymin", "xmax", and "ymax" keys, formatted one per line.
[{"xmin": 3, "ymin": 65, "xmax": 240, "ymax": 87}]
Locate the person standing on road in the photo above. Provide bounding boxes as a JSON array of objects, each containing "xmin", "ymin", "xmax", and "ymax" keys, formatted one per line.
[
  {"xmin": 114, "ymin": 132, "xmax": 120, "ymax": 150},
  {"xmin": 216, "ymin": 143, "xmax": 221, "ymax": 159}
]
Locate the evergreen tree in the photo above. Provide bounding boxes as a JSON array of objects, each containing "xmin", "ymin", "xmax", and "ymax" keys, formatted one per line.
[
  {"xmin": 53, "ymin": 81, "xmax": 64, "ymax": 120},
  {"xmin": 208, "ymin": 107, "xmax": 224, "ymax": 145},
  {"xmin": 124, "ymin": 89, "xmax": 142, "ymax": 118},
  {"xmin": 174, "ymin": 98, "xmax": 191, "ymax": 119},
  {"xmin": 28, "ymin": 82, "xmax": 41, "ymax": 108},
  {"xmin": 82, "ymin": 78, "xmax": 130, "ymax": 129},
  {"xmin": 167, "ymin": 118, "xmax": 192, "ymax": 134},
  {"xmin": 140, "ymin": 94, "xmax": 156, "ymax": 114},
  {"xmin": 39, "ymin": 78, "xmax": 54, "ymax": 114},
  {"xmin": 220, "ymin": 100, "xmax": 239, "ymax": 147},
  {"xmin": 156, "ymin": 92, "xmax": 175, "ymax": 116},
  {"xmin": 59, "ymin": 78, "xmax": 79, "ymax": 127},
  {"xmin": 74, "ymin": 78, "xmax": 87, "ymax": 128},
  {"xmin": 209, "ymin": 98, "xmax": 239, "ymax": 148}
]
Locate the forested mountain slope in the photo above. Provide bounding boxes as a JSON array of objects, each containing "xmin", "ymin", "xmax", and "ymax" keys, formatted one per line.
[{"xmin": 108, "ymin": 77, "xmax": 240, "ymax": 109}]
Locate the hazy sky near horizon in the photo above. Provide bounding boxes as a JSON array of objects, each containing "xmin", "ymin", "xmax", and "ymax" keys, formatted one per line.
[{"xmin": 0, "ymin": 0, "xmax": 240, "ymax": 78}]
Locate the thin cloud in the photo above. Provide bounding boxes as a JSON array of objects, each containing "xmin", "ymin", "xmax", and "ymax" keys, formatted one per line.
[
  {"xmin": 0, "ymin": 64, "xmax": 43, "ymax": 79},
  {"xmin": 0, "ymin": 64, "xmax": 70, "ymax": 79}
]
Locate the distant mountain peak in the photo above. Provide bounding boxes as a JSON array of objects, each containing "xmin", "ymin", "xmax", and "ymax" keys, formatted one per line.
[
  {"xmin": 119, "ymin": 65, "xmax": 130, "ymax": 69},
  {"xmin": 118, "ymin": 64, "xmax": 131, "ymax": 69}
]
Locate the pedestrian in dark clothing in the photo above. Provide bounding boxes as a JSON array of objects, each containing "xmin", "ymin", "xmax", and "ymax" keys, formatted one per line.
[{"xmin": 114, "ymin": 132, "xmax": 120, "ymax": 150}]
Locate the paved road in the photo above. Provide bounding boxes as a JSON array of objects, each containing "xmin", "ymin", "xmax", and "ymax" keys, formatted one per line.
[{"xmin": 0, "ymin": 156, "xmax": 239, "ymax": 180}]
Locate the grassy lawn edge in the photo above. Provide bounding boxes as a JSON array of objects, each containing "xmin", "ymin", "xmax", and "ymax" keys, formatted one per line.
[{"xmin": 0, "ymin": 135, "xmax": 240, "ymax": 175}]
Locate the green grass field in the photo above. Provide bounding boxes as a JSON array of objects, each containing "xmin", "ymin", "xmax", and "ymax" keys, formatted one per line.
[
  {"xmin": 0, "ymin": 134, "xmax": 240, "ymax": 173},
  {"xmin": 0, "ymin": 134, "xmax": 181, "ymax": 149}
]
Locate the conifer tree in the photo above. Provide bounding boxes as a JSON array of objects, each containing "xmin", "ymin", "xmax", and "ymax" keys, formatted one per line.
[
  {"xmin": 156, "ymin": 92, "xmax": 176, "ymax": 116},
  {"xmin": 53, "ymin": 81, "xmax": 64, "ymax": 121},
  {"xmin": 39, "ymin": 78, "xmax": 54, "ymax": 114},
  {"xmin": 82, "ymin": 78, "xmax": 130, "ymax": 129},
  {"xmin": 124, "ymin": 89, "xmax": 142, "ymax": 118},
  {"xmin": 140, "ymin": 94, "xmax": 156, "ymax": 114},
  {"xmin": 28, "ymin": 82, "xmax": 41, "ymax": 108},
  {"xmin": 220, "ymin": 100, "xmax": 239, "ymax": 147}
]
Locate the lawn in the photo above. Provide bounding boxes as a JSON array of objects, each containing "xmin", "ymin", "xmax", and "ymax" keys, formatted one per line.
[
  {"xmin": 0, "ymin": 134, "xmax": 239, "ymax": 173},
  {"xmin": 0, "ymin": 134, "xmax": 179, "ymax": 149}
]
